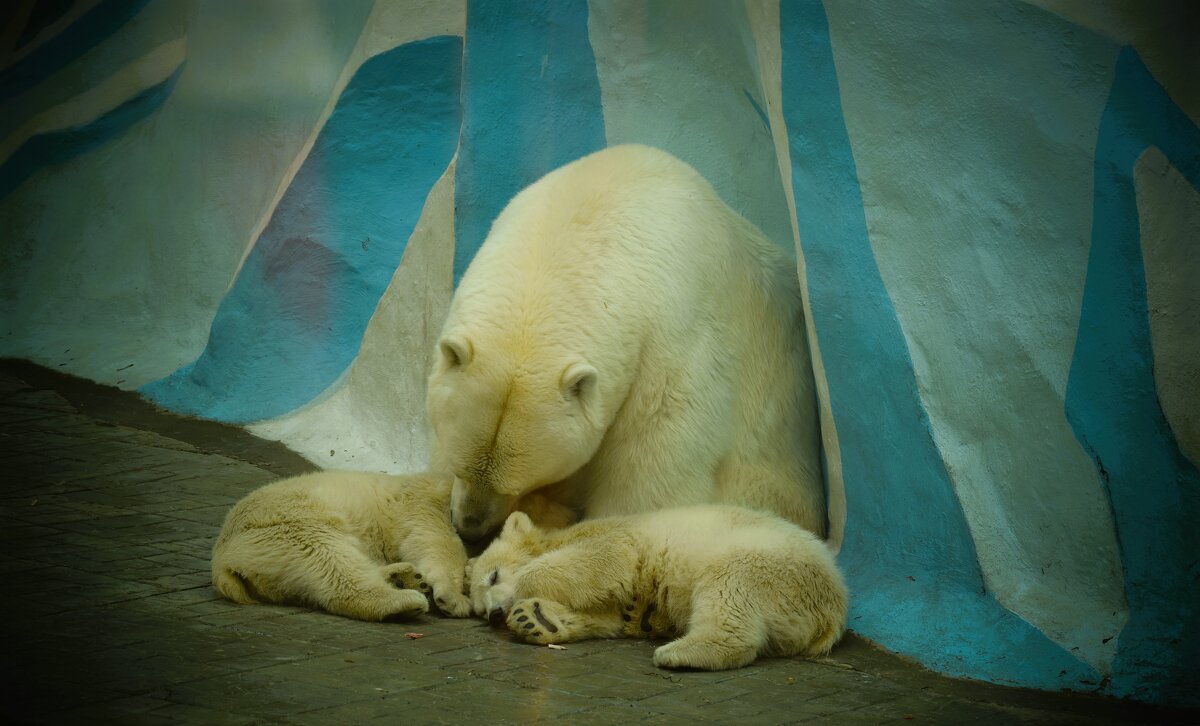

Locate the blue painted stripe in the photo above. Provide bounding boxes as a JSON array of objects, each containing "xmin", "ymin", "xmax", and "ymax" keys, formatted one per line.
[
  {"xmin": 1065, "ymin": 47, "xmax": 1200, "ymax": 705},
  {"xmin": 0, "ymin": 61, "xmax": 183, "ymax": 200},
  {"xmin": 779, "ymin": 0, "xmax": 1094, "ymax": 689},
  {"xmin": 0, "ymin": 0, "xmax": 152, "ymax": 101},
  {"xmin": 141, "ymin": 37, "xmax": 463, "ymax": 424},
  {"xmin": 453, "ymin": 0, "xmax": 606, "ymax": 283}
]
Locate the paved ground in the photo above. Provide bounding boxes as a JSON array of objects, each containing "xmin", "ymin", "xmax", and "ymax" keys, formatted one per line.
[{"xmin": 1, "ymin": 360, "xmax": 1193, "ymax": 725}]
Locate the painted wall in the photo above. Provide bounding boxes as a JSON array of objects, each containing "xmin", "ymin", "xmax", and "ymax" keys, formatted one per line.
[{"xmin": 1, "ymin": 0, "xmax": 1195, "ymax": 706}]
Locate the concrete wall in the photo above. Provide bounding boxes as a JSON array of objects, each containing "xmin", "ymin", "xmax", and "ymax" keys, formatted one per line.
[{"xmin": 1, "ymin": 0, "xmax": 1195, "ymax": 705}]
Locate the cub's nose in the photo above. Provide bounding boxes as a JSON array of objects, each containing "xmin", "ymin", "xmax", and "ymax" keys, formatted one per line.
[{"xmin": 488, "ymin": 608, "xmax": 506, "ymax": 628}]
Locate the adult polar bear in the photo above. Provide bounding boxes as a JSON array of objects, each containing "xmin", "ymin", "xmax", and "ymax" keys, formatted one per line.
[{"xmin": 427, "ymin": 145, "xmax": 824, "ymax": 541}]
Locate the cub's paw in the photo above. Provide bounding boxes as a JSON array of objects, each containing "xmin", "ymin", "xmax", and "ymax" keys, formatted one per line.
[
  {"xmin": 652, "ymin": 637, "xmax": 757, "ymax": 671},
  {"xmin": 378, "ymin": 589, "xmax": 430, "ymax": 621},
  {"xmin": 506, "ymin": 598, "xmax": 569, "ymax": 645},
  {"xmin": 382, "ymin": 562, "xmax": 431, "ymax": 596},
  {"xmin": 431, "ymin": 588, "xmax": 472, "ymax": 618}
]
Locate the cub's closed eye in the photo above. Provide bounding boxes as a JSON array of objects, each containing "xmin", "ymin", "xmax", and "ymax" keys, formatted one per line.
[{"xmin": 488, "ymin": 570, "xmax": 499, "ymax": 586}]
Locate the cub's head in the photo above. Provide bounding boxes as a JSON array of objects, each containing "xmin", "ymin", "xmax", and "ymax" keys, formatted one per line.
[
  {"xmin": 426, "ymin": 332, "xmax": 604, "ymax": 542},
  {"xmin": 469, "ymin": 511, "xmax": 543, "ymax": 619}
]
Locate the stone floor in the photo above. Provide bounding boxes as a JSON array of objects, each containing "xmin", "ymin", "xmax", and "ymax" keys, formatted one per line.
[{"xmin": 1, "ymin": 360, "xmax": 1193, "ymax": 725}]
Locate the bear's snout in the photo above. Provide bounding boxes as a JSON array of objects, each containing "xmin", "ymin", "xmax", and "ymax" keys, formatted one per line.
[{"xmin": 454, "ymin": 513, "xmax": 491, "ymax": 543}]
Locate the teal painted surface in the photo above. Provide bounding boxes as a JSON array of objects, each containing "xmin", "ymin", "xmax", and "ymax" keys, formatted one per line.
[
  {"xmin": 0, "ymin": 63, "xmax": 183, "ymax": 200},
  {"xmin": 142, "ymin": 37, "xmax": 462, "ymax": 423},
  {"xmin": 588, "ymin": 0, "xmax": 793, "ymax": 253},
  {"xmin": 779, "ymin": 0, "xmax": 1094, "ymax": 689},
  {"xmin": 820, "ymin": 0, "xmax": 1128, "ymax": 677},
  {"xmin": 454, "ymin": 0, "xmax": 606, "ymax": 282},
  {"xmin": 1065, "ymin": 47, "xmax": 1200, "ymax": 704},
  {"xmin": 0, "ymin": 0, "xmax": 152, "ymax": 101}
]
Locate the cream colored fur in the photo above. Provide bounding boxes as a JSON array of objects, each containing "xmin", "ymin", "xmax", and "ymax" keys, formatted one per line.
[
  {"xmin": 469, "ymin": 506, "xmax": 848, "ymax": 670},
  {"xmin": 427, "ymin": 144, "xmax": 824, "ymax": 541},
  {"xmin": 211, "ymin": 470, "xmax": 470, "ymax": 621}
]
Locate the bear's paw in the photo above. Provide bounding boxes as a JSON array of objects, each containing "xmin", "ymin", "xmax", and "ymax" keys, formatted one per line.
[{"xmin": 507, "ymin": 599, "xmax": 570, "ymax": 644}]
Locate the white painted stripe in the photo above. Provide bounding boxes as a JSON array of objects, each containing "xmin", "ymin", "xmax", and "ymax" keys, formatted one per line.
[{"xmin": 743, "ymin": 0, "xmax": 848, "ymax": 551}]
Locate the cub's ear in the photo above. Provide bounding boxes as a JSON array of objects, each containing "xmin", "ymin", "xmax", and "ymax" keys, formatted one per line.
[
  {"xmin": 438, "ymin": 335, "xmax": 472, "ymax": 369},
  {"xmin": 561, "ymin": 362, "xmax": 598, "ymax": 402},
  {"xmin": 502, "ymin": 511, "xmax": 534, "ymax": 537}
]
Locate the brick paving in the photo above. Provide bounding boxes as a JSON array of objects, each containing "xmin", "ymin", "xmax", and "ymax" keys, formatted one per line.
[{"xmin": 1, "ymin": 360, "xmax": 1193, "ymax": 725}]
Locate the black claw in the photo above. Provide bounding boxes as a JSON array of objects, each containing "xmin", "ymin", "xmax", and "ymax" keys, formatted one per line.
[
  {"xmin": 516, "ymin": 615, "xmax": 528, "ymax": 622},
  {"xmin": 622, "ymin": 613, "xmax": 631, "ymax": 622},
  {"xmin": 524, "ymin": 622, "xmax": 535, "ymax": 630},
  {"xmin": 414, "ymin": 573, "xmax": 423, "ymax": 580}
]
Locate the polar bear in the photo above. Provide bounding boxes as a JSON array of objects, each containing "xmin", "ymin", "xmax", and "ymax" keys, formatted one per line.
[
  {"xmin": 469, "ymin": 506, "xmax": 848, "ymax": 670},
  {"xmin": 427, "ymin": 144, "xmax": 824, "ymax": 541},
  {"xmin": 211, "ymin": 470, "xmax": 471, "ymax": 621}
]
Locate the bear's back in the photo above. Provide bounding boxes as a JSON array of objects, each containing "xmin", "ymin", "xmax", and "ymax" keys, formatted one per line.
[
  {"xmin": 630, "ymin": 504, "xmax": 821, "ymax": 556},
  {"xmin": 435, "ymin": 145, "xmax": 824, "ymax": 536}
]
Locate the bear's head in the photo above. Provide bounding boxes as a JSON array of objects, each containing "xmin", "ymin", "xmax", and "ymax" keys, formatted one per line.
[
  {"xmin": 468, "ymin": 511, "xmax": 544, "ymax": 618},
  {"xmin": 426, "ymin": 332, "xmax": 604, "ymax": 542}
]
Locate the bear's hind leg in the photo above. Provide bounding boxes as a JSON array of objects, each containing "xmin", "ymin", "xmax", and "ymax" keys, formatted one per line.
[
  {"xmin": 506, "ymin": 598, "xmax": 622, "ymax": 645},
  {"xmin": 652, "ymin": 632, "xmax": 759, "ymax": 671},
  {"xmin": 651, "ymin": 589, "xmax": 764, "ymax": 671}
]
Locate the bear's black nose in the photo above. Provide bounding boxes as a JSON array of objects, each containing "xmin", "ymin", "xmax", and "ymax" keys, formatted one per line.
[{"xmin": 488, "ymin": 608, "xmax": 506, "ymax": 628}]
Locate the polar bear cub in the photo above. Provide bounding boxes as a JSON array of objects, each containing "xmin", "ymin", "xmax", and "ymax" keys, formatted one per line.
[
  {"xmin": 212, "ymin": 470, "xmax": 470, "ymax": 621},
  {"xmin": 427, "ymin": 144, "xmax": 824, "ymax": 542},
  {"xmin": 470, "ymin": 505, "xmax": 848, "ymax": 670}
]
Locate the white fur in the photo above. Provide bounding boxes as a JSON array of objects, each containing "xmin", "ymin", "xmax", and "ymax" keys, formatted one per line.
[
  {"xmin": 427, "ymin": 144, "xmax": 824, "ymax": 540},
  {"xmin": 211, "ymin": 470, "xmax": 470, "ymax": 621},
  {"xmin": 470, "ymin": 507, "xmax": 848, "ymax": 670}
]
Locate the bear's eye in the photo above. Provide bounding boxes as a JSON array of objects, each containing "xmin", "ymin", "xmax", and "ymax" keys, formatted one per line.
[{"xmin": 488, "ymin": 569, "xmax": 499, "ymax": 586}]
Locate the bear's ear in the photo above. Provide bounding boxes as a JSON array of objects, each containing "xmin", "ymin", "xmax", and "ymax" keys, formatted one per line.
[
  {"xmin": 439, "ymin": 335, "xmax": 472, "ymax": 370},
  {"xmin": 502, "ymin": 511, "xmax": 534, "ymax": 537},
  {"xmin": 561, "ymin": 362, "xmax": 598, "ymax": 403}
]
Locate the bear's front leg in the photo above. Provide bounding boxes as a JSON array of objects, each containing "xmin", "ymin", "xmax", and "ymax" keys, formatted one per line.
[
  {"xmin": 506, "ymin": 598, "xmax": 622, "ymax": 645},
  {"xmin": 383, "ymin": 562, "xmax": 470, "ymax": 617},
  {"xmin": 400, "ymin": 529, "xmax": 472, "ymax": 618}
]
